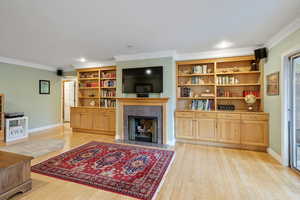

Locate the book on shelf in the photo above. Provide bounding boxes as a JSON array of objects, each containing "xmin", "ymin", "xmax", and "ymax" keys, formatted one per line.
[
  {"xmin": 100, "ymin": 80, "xmax": 116, "ymax": 87},
  {"xmin": 191, "ymin": 100, "xmax": 213, "ymax": 111},
  {"xmin": 100, "ymin": 99, "xmax": 116, "ymax": 108},
  {"xmin": 101, "ymin": 90, "xmax": 116, "ymax": 97},
  {"xmin": 180, "ymin": 87, "xmax": 191, "ymax": 97},
  {"xmin": 101, "ymin": 72, "xmax": 116, "ymax": 79}
]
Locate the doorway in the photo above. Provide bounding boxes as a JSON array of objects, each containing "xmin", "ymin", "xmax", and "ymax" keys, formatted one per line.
[
  {"xmin": 289, "ymin": 54, "xmax": 300, "ymax": 172},
  {"xmin": 63, "ymin": 80, "xmax": 76, "ymax": 122}
]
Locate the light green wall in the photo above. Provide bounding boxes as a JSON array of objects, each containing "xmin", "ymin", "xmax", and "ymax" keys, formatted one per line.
[
  {"xmin": 0, "ymin": 63, "xmax": 61, "ymax": 129},
  {"xmin": 264, "ymin": 28, "xmax": 300, "ymax": 155},
  {"xmin": 115, "ymin": 57, "xmax": 176, "ymax": 144}
]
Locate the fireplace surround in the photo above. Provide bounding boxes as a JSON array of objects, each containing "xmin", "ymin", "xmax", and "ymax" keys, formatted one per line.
[
  {"xmin": 124, "ymin": 105, "xmax": 162, "ymax": 144},
  {"xmin": 117, "ymin": 98, "xmax": 169, "ymax": 145}
]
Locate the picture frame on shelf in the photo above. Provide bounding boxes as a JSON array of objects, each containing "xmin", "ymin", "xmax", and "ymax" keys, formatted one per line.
[
  {"xmin": 266, "ymin": 72, "xmax": 279, "ymax": 96},
  {"xmin": 39, "ymin": 80, "xmax": 50, "ymax": 95}
]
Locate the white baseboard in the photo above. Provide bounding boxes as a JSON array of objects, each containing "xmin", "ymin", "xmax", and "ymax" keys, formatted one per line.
[
  {"xmin": 28, "ymin": 123, "xmax": 62, "ymax": 134},
  {"xmin": 267, "ymin": 148, "xmax": 283, "ymax": 165}
]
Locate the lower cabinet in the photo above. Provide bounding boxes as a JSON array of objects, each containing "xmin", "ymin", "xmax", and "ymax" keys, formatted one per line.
[
  {"xmin": 240, "ymin": 120, "xmax": 268, "ymax": 146},
  {"xmin": 71, "ymin": 107, "xmax": 115, "ymax": 135},
  {"xmin": 194, "ymin": 118, "xmax": 216, "ymax": 142},
  {"xmin": 175, "ymin": 114, "xmax": 194, "ymax": 140},
  {"xmin": 175, "ymin": 111, "xmax": 269, "ymax": 150},
  {"xmin": 216, "ymin": 119, "xmax": 241, "ymax": 144}
]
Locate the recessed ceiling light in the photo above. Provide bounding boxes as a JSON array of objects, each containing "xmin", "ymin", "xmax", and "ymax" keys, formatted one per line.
[
  {"xmin": 215, "ymin": 41, "xmax": 234, "ymax": 49},
  {"xmin": 146, "ymin": 69, "xmax": 152, "ymax": 75},
  {"xmin": 79, "ymin": 58, "xmax": 86, "ymax": 62}
]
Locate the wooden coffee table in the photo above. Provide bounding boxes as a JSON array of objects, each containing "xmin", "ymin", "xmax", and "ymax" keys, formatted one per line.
[{"xmin": 0, "ymin": 151, "xmax": 33, "ymax": 200}]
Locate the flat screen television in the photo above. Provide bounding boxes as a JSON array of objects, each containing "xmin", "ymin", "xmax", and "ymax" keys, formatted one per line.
[{"xmin": 122, "ymin": 66, "xmax": 163, "ymax": 93}]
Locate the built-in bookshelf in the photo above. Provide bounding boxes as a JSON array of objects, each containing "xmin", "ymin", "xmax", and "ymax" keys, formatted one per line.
[
  {"xmin": 176, "ymin": 56, "xmax": 263, "ymax": 112},
  {"xmin": 77, "ymin": 66, "xmax": 116, "ymax": 108},
  {"xmin": 0, "ymin": 94, "xmax": 4, "ymax": 141}
]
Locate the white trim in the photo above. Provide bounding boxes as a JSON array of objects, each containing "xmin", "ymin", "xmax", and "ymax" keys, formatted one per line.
[
  {"xmin": 0, "ymin": 56, "xmax": 57, "ymax": 71},
  {"xmin": 176, "ymin": 47, "xmax": 257, "ymax": 61},
  {"xmin": 72, "ymin": 60, "xmax": 116, "ymax": 69},
  {"xmin": 114, "ymin": 50, "xmax": 177, "ymax": 62},
  {"xmin": 278, "ymin": 45, "xmax": 300, "ymax": 167},
  {"xmin": 28, "ymin": 123, "xmax": 62, "ymax": 134},
  {"xmin": 267, "ymin": 148, "xmax": 282, "ymax": 164},
  {"xmin": 265, "ymin": 16, "xmax": 300, "ymax": 49}
]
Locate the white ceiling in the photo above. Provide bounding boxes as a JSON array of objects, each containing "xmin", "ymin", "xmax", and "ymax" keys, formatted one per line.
[{"xmin": 0, "ymin": 0, "xmax": 300, "ymax": 69}]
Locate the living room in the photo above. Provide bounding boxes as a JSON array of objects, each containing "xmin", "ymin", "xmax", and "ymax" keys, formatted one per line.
[{"xmin": 1, "ymin": 1, "xmax": 300, "ymax": 200}]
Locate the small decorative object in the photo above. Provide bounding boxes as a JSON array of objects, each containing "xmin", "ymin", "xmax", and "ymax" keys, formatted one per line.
[
  {"xmin": 39, "ymin": 80, "xmax": 50, "ymax": 95},
  {"xmin": 208, "ymin": 68, "xmax": 212, "ymax": 73},
  {"xmin": 251, "ymin": 61, "xmax": 258, "ymax": 71},
  {"xmin": 90, "ymin": 100, "xmax": 96, "ymax": 106},
  {"xmin": 233, "ymin": 67, "xmax": 239, "ymax": 72},
  {"xmin": 245, "ymin": 94, "xmax": 257, "ymax": 111},
  {"xmin": 267, "ymin": 72, "xmax": 279, "ymax": 96}
]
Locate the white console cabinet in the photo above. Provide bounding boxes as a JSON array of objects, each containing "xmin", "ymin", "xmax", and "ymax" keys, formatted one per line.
[{"xmin": 5, "ymin": 117, "xmax": 28, "ymax": 142}]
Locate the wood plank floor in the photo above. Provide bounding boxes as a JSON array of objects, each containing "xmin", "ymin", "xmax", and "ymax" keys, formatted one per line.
[{"xmin": 2, "ymin": 124, "xmax": 300, "ymax": 200}]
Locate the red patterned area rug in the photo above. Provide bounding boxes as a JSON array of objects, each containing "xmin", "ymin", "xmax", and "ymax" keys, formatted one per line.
[{"xmin": 31, "ymin": 141, "xmax": 175, "ymax": 200}]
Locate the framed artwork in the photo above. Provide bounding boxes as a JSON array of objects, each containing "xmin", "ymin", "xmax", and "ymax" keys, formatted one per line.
[
  {"xmin": 266, "ymin": 72, "xmax": 279, "ymax": 96},
  {"xmin": 39, "ymin": 80, "xmax": 50, "ymax": 95}
]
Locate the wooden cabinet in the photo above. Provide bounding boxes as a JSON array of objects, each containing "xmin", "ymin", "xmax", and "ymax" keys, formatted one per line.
[
  {"xmin": 175, "ymin": 111, "xmax": 269, "ymax": 151},
  {"xmin": 216, "ymin": 119, "xmax": 240, "ymax": 144},
  {"xmin": 241, "ymin": 119, "xmax": 268, "ymax": 146},
  {"xmin": 194, "ymin": 116, "xmax": 216, "ymax": 142},
  {"xmin": 93, "ymin": 111, "xmax": 115, "ymax": 132},
  {"xmin": 71, "ymin": 107, "xmax": 115, "ymax": 135},
  {"xmin": 175, "ymin": 115, "xmax": 194, "ymax": 139}
]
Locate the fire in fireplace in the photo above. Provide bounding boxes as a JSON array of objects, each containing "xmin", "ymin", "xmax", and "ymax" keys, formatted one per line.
[{"xmin": 128, "ymin": 116, "xmax": 158, "ymax": 143}]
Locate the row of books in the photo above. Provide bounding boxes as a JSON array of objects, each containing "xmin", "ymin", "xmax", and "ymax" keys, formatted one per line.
[
  {"xmin": 100, "ymin": 80, "xmax": 116, "ymax": 87},
  {"xmin": 191, "ymin": 100, "xmax": 213, "ymax": 111},
  {"xmin": 101, "ymin": 72, "xmax": 116, "ymax": 79},
  {"xmin": 191, "ymin": 77, "xmax": 204, "ymax": 84},
  {"xmin": 100, "ymin": 99, "xmax": 116, "ymax": 108},
  {"xmin": 101, "ymin": 90, "xmax": 116, "ymax": 97},
  {"xmin": 180, "ymin": 87, "xmax": 191, "ymax": 97}
]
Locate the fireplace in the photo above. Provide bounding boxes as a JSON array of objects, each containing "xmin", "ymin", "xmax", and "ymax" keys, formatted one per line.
[
  {"xmin": 124, "ymin": 105, "xmax": 163, "ymax": 144},
  {"xmin": 128, "ymin": 116, "xmax": 158, "ymax": 143}
]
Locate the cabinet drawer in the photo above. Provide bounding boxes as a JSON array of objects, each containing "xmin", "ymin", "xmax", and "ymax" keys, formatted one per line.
[
  {"xmin": 195, "ymin": 112, "xmax": 216, "ymax": 119},
  {"xmin": 175, "ymin": 112, "xmax": 194, "ymax": 118},
  {"xmin": 241, "ymin": 114, "xmax": 268, "ymax": 121},
  {"xmin": 217, "ymin": 113, "xmax": 240, "ymax": 120}
]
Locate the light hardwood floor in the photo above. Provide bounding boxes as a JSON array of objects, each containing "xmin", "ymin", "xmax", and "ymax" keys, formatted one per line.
[{"xmin": 1, "ymin": 124, "xmax": 300, "ymax": 200}]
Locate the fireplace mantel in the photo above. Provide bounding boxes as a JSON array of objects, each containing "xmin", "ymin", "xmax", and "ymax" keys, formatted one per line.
[
  {"xmin": 117, "ymin": 97, "xmax": 169, "ymax": 144},
  {"xmin": 117, "ymin": 97, "xmax": 169, "ymax": 104}
]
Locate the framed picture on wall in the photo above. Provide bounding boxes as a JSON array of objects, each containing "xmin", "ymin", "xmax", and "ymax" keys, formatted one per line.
[
  {"xmin": 266, "ymin": 72, "xmax": 279, "ymax": 96},
  {"xmin": 39, "ymin": 80, "xmax": 50, "ymax": 95}
]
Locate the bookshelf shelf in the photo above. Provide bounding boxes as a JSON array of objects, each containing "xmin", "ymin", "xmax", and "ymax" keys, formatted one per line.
[
  {"xmin": 176, "ymin": 55, "xmax": 263, "ymax": 112},
  {"xmin": 178, "ymin": 84, "xmax": 215, "ymax": 86},
  {"xmin": 177, "ymin": 73, "xmax": 215, "ymax": 77},
  {"xmin": 216, "ymin": 83, "xmax": 260, "ymax": 87},
  {"xmin": 216, "ymin": 71, "xmax": 260, "ymax": 75}
]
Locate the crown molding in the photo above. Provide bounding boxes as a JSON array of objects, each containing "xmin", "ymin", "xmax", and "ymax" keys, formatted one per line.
[
  {"xmin": 265, "ymin": 16, "xmax": 300, "ymax": 49},
  {"xmin": 0, "ymin": 56, "xmax": 57, "ymax": 71},
  {"xmin": 72, "ymin": 60, "xmax": 116, "ymax": 69},
  {"xmin": 114, "ymin": 50, "xmax": 177, "ymax": 62},
  {"xmin": 176, "ymin": 47, "xmax": 257, "ymax": 61}
]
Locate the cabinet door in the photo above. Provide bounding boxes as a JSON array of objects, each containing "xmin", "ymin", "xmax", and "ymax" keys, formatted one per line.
[
  {"xmin": 93, "ymin": 112, "xmax": 105, "ymax": 130},
  {"xmin": 80, "ymin": 113, "xmax": 93, "ymax": 129},
  {"xmin": 93, "ymin": 111, "xmax": 115, "ymax": 132},
  {"xmin": 241, "ymin": 120, "xmax": 268, "ymax": 146},
  {"xmin": 70, "ymin": 111, "xmax": 81, "ymax": 128},
  {"xmin": 175, "ymin": 117, "xmax": 193, "ymax": 139},
  {"xmin": 194, "ymin": 118, "xmax": 216, "ymax": 141},
  {"xmin": 217, "ymin": 119, "xmax": 241, "ymax": 144}
]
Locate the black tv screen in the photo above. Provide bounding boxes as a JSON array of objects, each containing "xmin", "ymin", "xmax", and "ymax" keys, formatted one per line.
[{"xmin": 122, "ymin": 66, "xmax": 163, "ymax": 93}]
